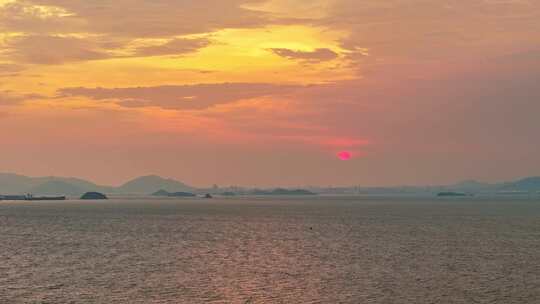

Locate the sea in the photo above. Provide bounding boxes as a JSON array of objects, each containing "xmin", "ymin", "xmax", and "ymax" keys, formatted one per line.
[{"xmin": 1, "ymin": 196, "xmax": 539, "ymax": 303}]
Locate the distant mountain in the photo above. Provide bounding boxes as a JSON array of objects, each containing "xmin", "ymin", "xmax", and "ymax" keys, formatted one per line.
[
  {"xmin": 500, "ymin": 177, "xmax": 540, "ymax": 192},
  {"xmin": 309, "ymin": 177, "xmax": 540, "ymax": 195},
  {"xmin": 38, "ymin": 177, "xmax": 114, "ymax": 194},
  {"xmin": 0, "ymin": 173, "xmax": 193, "ymax": 196},
  {"xmin": 117, "ymin": 175, "xmax": 193, "ymax": 194},
  {"xmin": 0, "ymin": 173, "xmax": 113, "ymax": 196},
  {"xmin": 28, "ymin": 181, "xmax": 85, "ymax": 196},
  {"xmin": 2, "ymin": 172, "xmax": 540, "ymax": 197},
  {"xmin": 0, "ymin": 173, "xmax": 37, "ymax": 193},
  {"xmin": 451, "ymin": 180, "xmax": 494, "ymax": 190},
  {"xmin": 0, "ymin": 173, "xmax": 109, "ymax": 196}
]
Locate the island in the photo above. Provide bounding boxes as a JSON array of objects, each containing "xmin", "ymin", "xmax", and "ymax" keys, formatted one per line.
[
  {"xmin": 152, "ymin": 190, "xmax": 196, "ymax": 197},
  {"xmin": 80, "ymin": 192, "xmax": 108, "ymax": 200},
  {"xmin": 437, "ymin": 192, "xmax": 470, "ymax": 197}
]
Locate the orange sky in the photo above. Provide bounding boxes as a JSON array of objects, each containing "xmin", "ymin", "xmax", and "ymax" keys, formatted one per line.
[{"xmin": 1, "ymin": 0, "xmax": 540, "ymax": 186}]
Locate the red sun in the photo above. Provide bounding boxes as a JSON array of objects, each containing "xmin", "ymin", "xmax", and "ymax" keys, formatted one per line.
[{"xmin": 337, "ymin": 151, "xmax": 352, "ymax": 160}]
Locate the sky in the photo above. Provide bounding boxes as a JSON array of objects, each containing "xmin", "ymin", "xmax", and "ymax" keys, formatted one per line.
[{"xmin": 1, "ymin": 0, "xmax": 539, "ymax": 187}]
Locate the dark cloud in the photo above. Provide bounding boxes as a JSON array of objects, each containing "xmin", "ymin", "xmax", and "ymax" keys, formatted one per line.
[
  {"xmin": 0, "ymin": 63, "xmax": 25, "ymax": 73},
  {"xmin": 323, "ymin": 0, "xmax": 540, "ymax": 62},
  {"xmin": 0, "ymin": 1, "xmax": 84, "ymax": 34},
  {"xmin": 5, "ymin": 35, "xmax": 109, "ymax": 64},
  {"xmin": 0, "ymin": 91, "xmax": 24, "ymax": 105},
  {"xmin": 0, "ymin": 64, "xmax": 25, "ymax": 77},
  {"xmin": 58, "ymin": 83, "xmax": 305, "ymax": 110},
  {"xmin": 0, "ymin": 90, "xmax": 46, "ymax": 105},
  {"xmin": 133, "ymin": 38, "xmax": 210, "ymax": 57},
  {"xmin": 271, "ymin": 48, "xmax": 338, "ymax": 62},
  {"xmin": 0, "ymin": 1, "xmax": 272, "ymax": 65},
  {"xmin": 2, "ymin": 34, "xmax": 211, "ymax": 65},
  {"xmin": 3, "ymin": 0, "xmax": 271, "ymax": 37}
]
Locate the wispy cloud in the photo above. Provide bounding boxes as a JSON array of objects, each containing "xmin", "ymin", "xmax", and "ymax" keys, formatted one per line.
[
  {"xmin": 2, "ymin": 0, "xmax": 540, "ymax": 185},
  {"xmin": 58, "ymin": 83, "xmax": 305, "ymax": 110},
  {"xmin": 0, "ymin": 63, "xmax": 25, "ymax": 76},
  {"xmin": 0, "ymin": 90, "xmax": 27, "ymax": 105},
  {"xmin": 270, "ymin": 48, "xmax": 338, "ymax": 63},
  {"xmin": 0, "ymin": 0, "xmax": 271, "ymax": 37},
  {"xmin": 133, "ymin": 38, "xmax": 210, "ymax": 57},
  {"xmin": 4, "ymin": 35, "xmax": 110, "ymax": 64}
]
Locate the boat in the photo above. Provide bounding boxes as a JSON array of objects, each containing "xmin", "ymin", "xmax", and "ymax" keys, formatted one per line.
[
  {"xmin": 0, "ymin": 194, "xmax": 66, "ymax": 201},
  {"xmin": 27, "ymin": 195, "xmax": 66, "ymax": 201},
  {"xmin": 0, "ymin": 195, "xmax": 27, "ymax": 200}
]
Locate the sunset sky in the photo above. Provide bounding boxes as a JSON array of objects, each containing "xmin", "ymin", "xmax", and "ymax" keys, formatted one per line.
[{"xmin": 1, "ymin": 0, "xmax": 539, "ymax": 187}]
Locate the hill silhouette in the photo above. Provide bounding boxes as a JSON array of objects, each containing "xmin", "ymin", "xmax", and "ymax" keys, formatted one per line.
[
  {"xmin": 2, "ymin": 173, "xmax": 540, "ymax": 196},
  {"xmin": 0, "ymin": 173, "xmax": 111, "ymax": 195},
  {"xmin": 118, "ymin": 175, "xmax": 193, "ymax": 194},
  {"xmin": 0, "ymin": 173, "xmax": 192, "ymax": 196},
  {"xmin": 500, "ymin": 177, "xmax": 540, "ymax": 192},
  {"xmin": 28, "ymin": 181, "xmax": 86, "ymax": 196}
]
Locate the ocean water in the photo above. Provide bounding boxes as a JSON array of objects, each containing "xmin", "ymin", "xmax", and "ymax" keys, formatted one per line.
[{"xmin": 1, "ymin": 196, "xmax": 539, "ymax": 303}]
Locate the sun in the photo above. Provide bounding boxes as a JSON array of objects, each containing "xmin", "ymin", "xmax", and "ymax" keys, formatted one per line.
[{"xmin": 337, "ymin": 151, "xmax": 352, "ymax": 161}]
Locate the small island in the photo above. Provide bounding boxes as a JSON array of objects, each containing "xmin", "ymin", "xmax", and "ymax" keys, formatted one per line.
[
  {"xmin": 80, "ymin": 192, "xmax": 108, "ymax": 200},
  {"xmin": 437, "ymin": 192, "xmax": 470, "ymax": 197},
  {"xmin": 152, "ymin": 190, "xmax": 196, "ymax": 197}
]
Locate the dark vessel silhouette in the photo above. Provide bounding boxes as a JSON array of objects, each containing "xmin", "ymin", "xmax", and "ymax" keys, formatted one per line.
[
  {"xmin": 27, "ymin": 195, "xmax": 66, "ymax": 201},
  {"xmin": 0, "ymin": 194, "xmax": 66, "ymax": 201}
]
